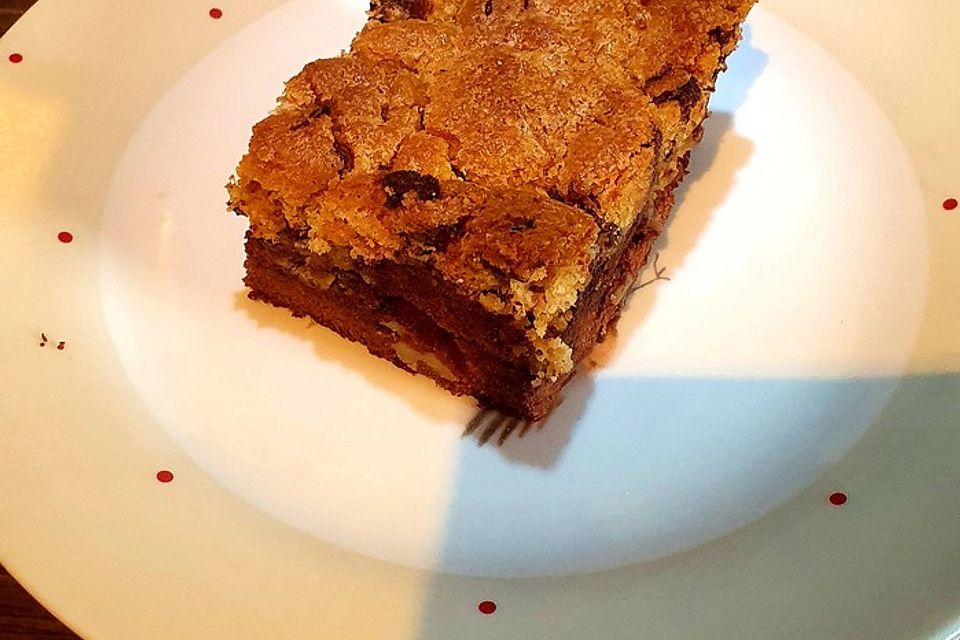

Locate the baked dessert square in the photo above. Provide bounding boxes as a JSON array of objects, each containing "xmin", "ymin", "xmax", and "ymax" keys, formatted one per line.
[{"xmin": 228, "ymin": 0, "xmax": 757, "ymax": 421}]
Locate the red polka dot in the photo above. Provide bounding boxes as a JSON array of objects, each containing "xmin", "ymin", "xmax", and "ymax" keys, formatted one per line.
[
  {"xmin": 156, "ymin": 470, "xmax": 174, "ymax": 483},
  {"xmin": 944, "ymin": 198, "xmax": 958, "ymax": 211},
  {"xmin": 9, "ymin": 53, "xmax": 23, "ymax": 64},
  {"xmin": 57, "ymin": 231, "xmax": 74, "ymax": 243},
  {"xmin": 828, "ymin": 491, "xmax": 847, "ymax": 506},
  {"xmin": 477, "ymin": 601, "xmax": 497, "ymax": 615},
  {"xmin": 209, "ymin": 7, "xmax": 223, "ymax": 19}
]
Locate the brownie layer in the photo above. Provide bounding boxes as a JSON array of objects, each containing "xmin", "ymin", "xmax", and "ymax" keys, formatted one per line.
[
  {"xmin": 243, "ymin": 153, "xmax": 684, "ymax": 420},
  {"xmin": 245, "ymin": 231, "xmax": 537, "ymax": 413}
]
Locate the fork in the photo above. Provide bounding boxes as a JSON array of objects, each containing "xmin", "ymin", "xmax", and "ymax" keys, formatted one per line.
[{"xmin": 463, "ymin": 408, "xmax": 537, "ymax": 446}]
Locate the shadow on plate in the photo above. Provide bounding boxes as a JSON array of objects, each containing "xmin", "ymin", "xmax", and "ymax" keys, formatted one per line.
[{"xmin": 411, "ymin": 372, "xmax": 960, "ymax": 639}]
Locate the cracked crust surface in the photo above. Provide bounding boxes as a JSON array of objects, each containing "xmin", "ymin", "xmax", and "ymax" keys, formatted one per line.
[{"xmin": 229, "ymin": 0, "xmax": 755, "ymax": 381}]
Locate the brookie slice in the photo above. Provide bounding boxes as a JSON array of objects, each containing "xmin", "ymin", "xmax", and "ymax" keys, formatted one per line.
[{"xmin": 228, "ymin": 0, "xmax": 757, "ymax": 421}]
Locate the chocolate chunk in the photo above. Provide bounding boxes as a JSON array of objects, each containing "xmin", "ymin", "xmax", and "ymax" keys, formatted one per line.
[
  {"xmin": 652, "ymin": 77, "xmax": 702, "ymax": 119},
  {"xmin": 708, "ymin": 27, "xmax": 737, "ymax": 48},
  {"xmin": 510, "ymin": 218, "xmax": 536, "ymax": 233},
  {"xmin": 382, "ymin": 170, "xmax": 442, "ymax": 208},
  {"xmin": 411, "ymin": 217, "xmax": 470, "ymax": 253},
  {"xmin": 547, "ymin": 185, "xmax": 623, "ymax": 249},
  {"xmin": 370, "ymin": 0, "xmax": 432, "ymax": 21}
]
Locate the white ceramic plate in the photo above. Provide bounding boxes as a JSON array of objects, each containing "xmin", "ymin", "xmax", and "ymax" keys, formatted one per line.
[{"xmin": 2, "ymin": 1, "xmax": 959, "ymax": 637}]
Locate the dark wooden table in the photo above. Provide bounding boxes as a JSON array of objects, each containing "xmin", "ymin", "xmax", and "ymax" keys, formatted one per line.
[
  {"xmin": 0, "ymin": 566, "xmax": 77, "ymax": 639},
  {"xmin": 0, "ymin": 0, "xmax": 33, "ymax": 35},
  {"xmin": 2, "ymin": 4, "xmax": 82, "ymax": 636}
]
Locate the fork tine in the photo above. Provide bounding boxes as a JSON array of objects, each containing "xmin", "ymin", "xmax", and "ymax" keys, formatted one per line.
[
  {"xmin": 463, "ymin": 408, "xmax": 494, "ymax": 437},
  {"xmin": 465, "ymin": 409, "xmax": 534, "ymax": 446},
  {"xmin": 477, "ymin": 414, "xmax": 504, "ymax": 446},
  {"xmin": 517, "ymin": 419, "xmax": 536, "ymax": 439},
  {"xmin": 497, "ymin": 417, "xmax": 520, "ymax": 446}
]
